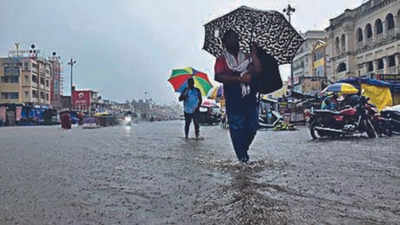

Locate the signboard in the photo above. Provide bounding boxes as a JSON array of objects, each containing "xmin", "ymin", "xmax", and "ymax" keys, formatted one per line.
[
  {"xmin": 16, "ymin": 107, "xmax": 22, "ymax": 121},
  {"xmin": 4, "ymin": 67, "xmax": 20, "ymax": 77},
  {"xmin": 287, "ymin": 76, "xmax": 300, "ymax": 86},
  {"xmin": 0, "ymin": 107, "xmax": 6, "ymax": 122},
  {"xmin": 72, "ymin": 91, "xmax": 91, "ymax": 109},
  {"xmin": 313, "ymin": 58, "xmax": 325, "ymax": 69},
  {"xmin": 8, "ymin": 50, "xmax": 40, "ymax": 57},
  {"xmin": 375, "ymin": 74, "xmax": 400, "ymax": 83},
  {"xmin": 293, "ymin": 84, "xmax": 302, "ymax": 93}
]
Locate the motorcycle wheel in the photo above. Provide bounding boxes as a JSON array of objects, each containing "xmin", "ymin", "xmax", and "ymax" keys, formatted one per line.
[
  {"xmin": 310, "ymin": 122, "xmax": 322, "ymax": 140},
  {"xmin": 364, "ymin": 119, "xmax": 377, "ymax": 138},
  {"xmin": 384, "ymin": 124, "xmax": 393, "ymax": 137}
]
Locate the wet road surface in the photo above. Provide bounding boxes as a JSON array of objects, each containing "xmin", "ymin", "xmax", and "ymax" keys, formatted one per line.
[{"xmin": 0, "ymin": 121, "xmax": 399, "ymax": 225}]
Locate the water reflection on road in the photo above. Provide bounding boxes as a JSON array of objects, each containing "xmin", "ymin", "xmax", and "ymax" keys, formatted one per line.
[{"xmin": 0, "ymin": 121, "xmax": 399, "ymax": 224}]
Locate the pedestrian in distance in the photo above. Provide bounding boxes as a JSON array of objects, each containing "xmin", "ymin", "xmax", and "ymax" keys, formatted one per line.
[
  {"xmin": 60, "ymin": 110, "xmax": 72, "ymax": 130},
  {"xmin": 179, "ymin": 78, "xmax": 202, "ymax": 139},
  {"xmin": 214, "ymin": 29, "xmax": 264, "ymax": 164}
]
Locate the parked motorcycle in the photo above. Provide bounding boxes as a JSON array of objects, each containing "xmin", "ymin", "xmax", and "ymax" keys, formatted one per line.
[
  {"xmin": 259, "ymin": 110, "xmax": 283, "ymax": 129},
  {"xmin": 365, "ymin": 103, "xmax": 392, "ymax": 137},
  {"xmin": 381, "ymin": 105, "xmax": 400, "ymax": 134},
  {"xmin": 198, "ymin": 105, "xmax": 221, "ymax": 125},
  {"xmin": 309, "ymin": 95, "xmax": 376, "ymax": 139}
]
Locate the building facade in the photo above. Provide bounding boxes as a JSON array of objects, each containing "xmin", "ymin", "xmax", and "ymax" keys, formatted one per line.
[
  {"xmin": 291, "ymin": 30, "xmax": 327, "ymax": 94},
  {"xmin": 326, "ymin": 0, "xmax": 400, "ymax": 82},
  {"xmin": 0, "ymin": 56, "xmax": 51, "ymax": 106},
  {"xmin": 49, "ymin": 56, "xmax": 63, "ymax": 109},
  {"xmin": 71, "ymin": 87, "xmax": 100, "ymax": 114},
  {"xmin": 312, "ymin": 40, "xmax": 328, "ymax": 78}
]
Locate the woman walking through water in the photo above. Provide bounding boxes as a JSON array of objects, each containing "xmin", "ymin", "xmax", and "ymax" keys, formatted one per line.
[{"xmin": 214, "ymin": 30, "xmax": 263, "ymax": 164}]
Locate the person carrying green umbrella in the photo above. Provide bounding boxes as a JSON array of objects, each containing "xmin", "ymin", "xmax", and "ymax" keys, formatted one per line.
[{"xmin": 169, "ymin": 67, "xmax": 212, "ymax": 139}]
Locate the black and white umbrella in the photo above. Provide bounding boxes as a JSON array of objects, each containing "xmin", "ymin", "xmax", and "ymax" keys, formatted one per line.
[{"xmin": 203, "ymin": 6, "xmax": 304, "ymax": 65}]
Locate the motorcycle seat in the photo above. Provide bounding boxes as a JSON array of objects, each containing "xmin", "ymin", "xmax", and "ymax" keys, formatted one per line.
[{"xmin": 314, "ymin": 109, "xmax": 342, "ymax": 115}]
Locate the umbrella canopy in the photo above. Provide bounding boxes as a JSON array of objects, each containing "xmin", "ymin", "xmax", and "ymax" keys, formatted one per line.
[
  {"xmin": 207, "ymin": 85, "xmax": 224, "ymax": 99},
  {"xmin": 203, "ymin": 6, "xmax": 304, "ymax": 64},
  {"xmin": 168, "ymin": 67, "xmax": 213, "ymax": 96},
  {"xmin": 322, "ymin": 83, "xmax": 359, "ymax": 95}
]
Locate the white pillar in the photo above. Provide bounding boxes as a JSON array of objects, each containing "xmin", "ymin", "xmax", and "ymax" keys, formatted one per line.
[
  {"xmin": 374, "ymin": 60, "xmax": 379, "ymax": 73},
  {"xmin": 396, "ymin": 54, "xmax": 400, "ymax": 74},
  {"xmin": 383, "ymin": 56, "xmax": 389, "ymax": 74},
  {"xmin": 382, "ymin": 21, "xmax": 387, "ymax": 38}
]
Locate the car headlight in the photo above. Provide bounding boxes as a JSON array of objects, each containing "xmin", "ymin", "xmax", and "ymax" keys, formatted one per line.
[{"xmin": 125, "ymin": 116, "xmax": 132, "ymax": 122}]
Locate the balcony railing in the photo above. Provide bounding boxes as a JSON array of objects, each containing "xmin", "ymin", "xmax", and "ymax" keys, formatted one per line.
[
  {"xmin": 356, "ymin": 41, "xmax": 364, "ymax": 49},
  {"xmin": 365, "ymin": 37, "xmax": 373, "ymax": 47},
  {"xmin": 365, "ymin": 72, "xmax": 375, "ymax": 79},
  {"xmin": 334, "ymin": 71, "xmax": 347, "ymax": 81},
  {"xmin": 386, "ymin": 29, "xmax": 395, "ymax": 39},
  {"xmin": 387, "ymin": 66, "xmax": 397, "ymax": 74},
  {"xmin": 375, "ymin": 33, "xmax": 384, "ymax": 42}
]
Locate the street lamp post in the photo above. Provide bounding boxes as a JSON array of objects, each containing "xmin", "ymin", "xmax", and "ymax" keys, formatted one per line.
[
  {"xmin": 67, "ymin": 58, "xmax": 76, "ymax": 108},
  {"xmin": 283, "ymin": 4, "xmax": 296, "ymax": 95},
  {"xmin": 29, "ymin": 44, "xmax": 39, "ymax": 105}
]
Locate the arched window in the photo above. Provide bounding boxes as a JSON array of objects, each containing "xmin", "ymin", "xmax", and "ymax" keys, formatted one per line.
[
  {"xmin": 375, "ymin": 19, "xmax": 383, "ymax": 34},
  {"xmin": 377, "ymin": 58, "xmax": 384, "ymax": 70},
  {"xmin": 386, "ymin": 13, "xmax": 395, "ymax": 30},
  {"xmin": 367, "ymin": 61, "xmax": 374, "ymax": 72},
  {"xmin": 341, "ymin": 34, "xmax": 346, "ymax": 51},
  {"xmin": 398, "ymin": 10, "xmax": 400, "ymax": 25},
  {"xmin": 365, "ymin": 23, "xmax": 373, "ymax": 39},
  {"xmin": 356, "ymin": 28, "xmax": 363, "ymax": 42},
  {"xmin": 337, "ymin": 63, "xmax": 347, "ymax": 73},
  {"xmin": 389, "ymin": 55, "xmax": 396, "ymax": 67},
  {"xmin": 335, "ymin": 37, "xmax": 340, "ymax": 52}
]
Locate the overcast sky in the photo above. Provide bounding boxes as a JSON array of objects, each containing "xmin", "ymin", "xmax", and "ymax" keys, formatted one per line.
[{"xmin": 0, "ymin": 0, "xmax": 361, "ymax": 104}]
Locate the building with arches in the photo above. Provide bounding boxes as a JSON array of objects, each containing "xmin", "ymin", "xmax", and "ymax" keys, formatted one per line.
[{"xmin": 326, "ymin": 0, "xmax": 400, "ymax": 82}]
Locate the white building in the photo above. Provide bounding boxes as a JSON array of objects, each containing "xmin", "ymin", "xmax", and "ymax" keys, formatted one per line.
[{"xmin": 326, "ymin": 0, "xmax": 400, "ymax": 82}]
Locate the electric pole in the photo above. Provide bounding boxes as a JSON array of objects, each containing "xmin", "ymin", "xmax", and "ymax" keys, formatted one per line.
[
  {"xmin": 67, "ymin": 58, "xmax": 76, "ymax": 108},
  {"xmin": 283, "ymin": 4, "xmax": 296, "ymax": 95}
]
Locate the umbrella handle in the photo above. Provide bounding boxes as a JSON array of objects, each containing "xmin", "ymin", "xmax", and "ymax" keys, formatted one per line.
[{"xmin": 250, "ymin": 18, "xmax": 256, "ymax": 53}]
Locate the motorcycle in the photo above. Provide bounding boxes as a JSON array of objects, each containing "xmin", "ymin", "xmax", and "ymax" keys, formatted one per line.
[
  {"xmin": 198, "ymin": 105, "xmax": 221, "ymax": 125},
  {"xmin": 381, "ymin": 105, "xmax": 400, "ymax": 134},
  {"xmin": 309, "ymin": 95, "xmax": 376, "ymax": 139},
  {"xmin": 365, "ymin": 103, "xmax": 392, "ymax": 137},
  {"xmin": 259, "ymin": 110, "xmax": 283, "ymax": 129}
]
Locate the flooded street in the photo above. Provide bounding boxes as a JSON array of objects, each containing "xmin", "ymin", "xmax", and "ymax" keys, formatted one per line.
[{"xmin": 1, "ymin": 121, "xmax": 400, "ymax": 225}]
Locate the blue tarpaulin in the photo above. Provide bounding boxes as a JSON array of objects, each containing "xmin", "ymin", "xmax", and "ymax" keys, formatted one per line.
[{"xmin": 338, "ymin": 78, "xmax": 400, "ymax": 93}]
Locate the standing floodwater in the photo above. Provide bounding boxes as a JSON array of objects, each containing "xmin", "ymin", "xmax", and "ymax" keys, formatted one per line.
[{"xmin": 1, "ymin": 121, "xmax": 400, "ymax": 225}]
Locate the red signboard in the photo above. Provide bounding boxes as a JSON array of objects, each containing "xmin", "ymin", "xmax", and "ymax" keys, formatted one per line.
[
  {"xmin": 375, "ymin": 74, "xmax": 400, "ymax": 83},
  {"xmin": 72, "ymin": 90, "xmax": 91, "ymax": 110}
]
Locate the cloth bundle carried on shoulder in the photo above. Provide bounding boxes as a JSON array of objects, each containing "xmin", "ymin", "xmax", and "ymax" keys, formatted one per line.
[
  {"xmin": 223, "ymin": 47, "xmax": 283, "ymax": 96},
  {"xmin": 223, "ymin": 50, "xmax": 252, "ymax": 97},
  {"xmin": 252, "ymin": 47, "xmax": 283, "ymax": 95}
]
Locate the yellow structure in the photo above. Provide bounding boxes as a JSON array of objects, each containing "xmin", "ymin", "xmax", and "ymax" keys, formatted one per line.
[
  {"xmin": 312, "ymin": 40, "xmax": 327, "ymax": 78},
  {"xmin": 361, "ymin": 83, "xmax": 393, "ymax": 111},
  {"xmin": 0, "ymin": 57, "xmax": 51, "ymax": 105}
]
